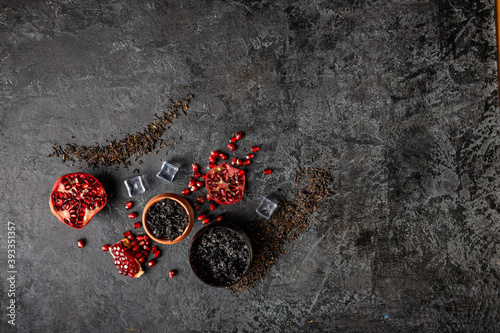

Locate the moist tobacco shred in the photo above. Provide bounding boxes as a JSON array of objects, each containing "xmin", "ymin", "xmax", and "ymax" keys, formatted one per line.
[
  {"xmin": 229, "ymin": 167, "xmax": 336, "ymax": 292},
  {"xmin": 48, "ymin": 97, "xmax": 191, "ymax": 169},
  {"xmin": 145, "ymin": 199, "xmax": 189, "ymax": 241}
]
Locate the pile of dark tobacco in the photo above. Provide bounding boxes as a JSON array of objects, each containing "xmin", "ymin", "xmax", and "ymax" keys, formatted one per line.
[
  {"xmin": 48, "ymin": 97, "xmax": 191, "ymax": 169},
  {"xmin": 229, "ymin": 166, "xmax": 336, "ymax": 292},
  {"xmin": 145, "ymin": 199, "xmax": 189, "ymax": 241}
]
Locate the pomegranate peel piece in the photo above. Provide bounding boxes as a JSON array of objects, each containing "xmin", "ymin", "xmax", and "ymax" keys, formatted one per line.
[{"xmin": 205, "ymin": 163, "xmax": 245, "ymax": 205}]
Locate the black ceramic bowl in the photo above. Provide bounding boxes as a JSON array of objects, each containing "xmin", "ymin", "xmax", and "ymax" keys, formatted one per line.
[{"xmin": 189, "ymin": 222, "xmax": 253, "ymax": 287}]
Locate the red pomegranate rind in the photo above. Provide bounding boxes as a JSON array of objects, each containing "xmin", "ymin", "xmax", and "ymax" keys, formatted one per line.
[
  {"xmin": 205, "ymin": 163, "xmax": 245, "ymax": 205},
  {"xmin": 109, "ymin": 238, "xmax": 144, "ymax": 278},
  {"xmin": 49, "ymin": 173, "xmax": 107, "ymax": 229}
]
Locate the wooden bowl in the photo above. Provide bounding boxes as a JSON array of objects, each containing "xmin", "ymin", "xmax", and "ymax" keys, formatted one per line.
[{"xmin": 142, "ymin": 193, "xmax": 194, "ymax": 245}]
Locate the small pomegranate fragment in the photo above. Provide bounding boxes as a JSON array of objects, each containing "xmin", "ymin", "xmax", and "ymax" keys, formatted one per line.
[
  {"xmin": 216, "ymin": 215, "xmax": 223, "ymax": 222},
  {"xmin": 235, "ymin": 132, "xmax": 243, "ymax": 140},
  {"xmin": 169, "ymin": 270, "xmax": 176, "ymax": 278},
  {"xmin": 211, "ymin": 151, "xmax": 220, "ymax": 158},
  {"xmin": 125, "ymin": 201, "xmax": 133, "ymax": 210},
  {"xmin": 227, "ymin": 143, "xmax": 236, "ymax": 151},
  {"xmin": 102, "ymin": 244, "xmax": 109, "ymax": 251},
  {"xmin": 198, "ymin": 195, "xmax": 205, "ymax": 203},
  {"xmin": 128, "ymin": 212, "xmax": 138, "ymax": 219},
  {"xmin": 251, "ymin": 146, "xmax": 260, "ymax": 152},
  {"xmin": 244, "ymin": 159, "xmax": 251, "ymax": 166},
  {"xmin": 220, "ymin": 152, "xmax": 228, "ymax": 160},
  {"xmin": 264, "ymin": 169, "xmax": 272, "ymax": 175},
  {"xmin": 147, "ymin": 259, "xmax": 156, "ymax": 267},
  {"xmin": 245, "ymin": 154, "xmax": 254, "ymax": 159},
  {"xmin": 205, "ymin": 163, "xmax": 245, "ymax": 205},
  {"xmin": 133, "ymin": 222, "xmax": 141, "ymax": 229},
  {"xmin": 197, "ymin": 214, "xmax": 206, "ymax": 220},
  {"xmin": 210, "ymin": 203, "xmax": 216, "ymax": 211},
  {"xmin": 192, "ymin": 164, "xmax": 199, "ymax": 172},
  {"xmin": 77, "ymin": 239, "xmax": 85, "ymax": 248},
  {"xmin": 109, "ymin": 238, "xmax": 144, "ymax": 278},
  {"xmin": 202, "ymin": 217, "xmax": 210, "ymax": 224},
  {"xmin": 49, "ymin": 173, "xmax": 107, "ymax": 229},
  {"xmin": 182, "ymin": 189, "xmax": 190, "ymax": 196},
  {"xmin": 229, "ymin": 136, "xmax": 237, "ymax": 143}
]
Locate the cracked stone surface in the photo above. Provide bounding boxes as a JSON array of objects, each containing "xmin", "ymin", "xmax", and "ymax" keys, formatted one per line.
[{"xmin": 1, "ymin": 0, "xmax": 499, "ymax": 332}]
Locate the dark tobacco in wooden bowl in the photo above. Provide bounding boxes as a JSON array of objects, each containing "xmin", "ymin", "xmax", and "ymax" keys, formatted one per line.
[
  {"xmin": 189, "ymin": 223, "xmax": 252, "ymax": 287},
  {"xmin": 145, "ymin": 199, "xmax": 188, "ymax": 241}
]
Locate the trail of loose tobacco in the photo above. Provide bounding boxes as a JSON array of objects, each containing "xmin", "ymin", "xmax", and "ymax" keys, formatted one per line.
[
  {"xmin": 229, "ymin": 167, "xmax": 336, "ymax": 292},
  {"xmin": 48, "ymin": 97, "xmax": 191, "ymax": 169}
]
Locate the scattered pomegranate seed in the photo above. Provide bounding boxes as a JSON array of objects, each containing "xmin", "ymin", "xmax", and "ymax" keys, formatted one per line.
[
  {"xmin": 147, "ymin": 259, "xmax": 156, "ymax": 267},
  {"xmin": 244, "ymin": 159, "xmax": 251, "ymax": 166},
  {"xmin": 193, "ymin": 203, "xmax": 201, "ymax": 210},
  {"xmin": 208, "ymin": 162, "xmax": 216, "ymax": 169},
  {"xmin": 154, "ymin": 250, "xmax": 161, "ymax": 258},
  {"xmin": 235, "ymin": 132, "xmax": 243, "ymax": 140},
  {"xmin": 197, "ymin": 214, "xmax": 206, "ymax": 220},
  {"xmin": 193, "ymin": 172, "xmax": 201, "ymax": 178},
  {"xmin": 188, "ymin": 178, "xmax": 196, "ymax": 187},
  {"xmin": 220, "ymin": 152, "xmax": 228, "ymax": 160},
  {"xmin": 151, "ymin": 245, "xmax": 158, "ymax": 252},
  {"xmin": 198, "ymin": 196, "xmax": 205, "ymax": 203},
  {"xmin": 216, "ymin": 215, "xmax": 223, "ymax": 222},
  {"xmin": 229, "ymin": 137, "xmax": 237, "ymax": 143},
  {"xmin": 238, "ymin": 170, "xmax": 245, "ymax": 176},
  {"xmin": 227, "ymin": 143, "xmax": 236, "ymax": 151},
  {"xmin": 125, "ymin": 201, "xmax": 133, "ymax": 210},
  {"xmin": 77, "ymin": 239, "xmax": 85, "ymax": 248},
  {"xmin": 169, "ymin": 270, "xmax": 176, "ymax": 278},
  {"xmin": 139, "ymin": 257, "xmax": 146, "ymax": 264},
  {"xmin": 192, "ymin": 164, "xmax": 199, "ymax": 172},
  {"xmin": 246, "ymin": 154, "xmax": 254, "ymax": 159},
  {"xmin": 208, "ymin": 155, "xmax": 217, "ymax": 163},
  {"xmin": 102, "ymin": 244, "xmax": 109, "ymax": 251},
  {"xmin": 211, "ymin": 151, "xmax": 220, "ymax": 158},
  {"xmin": 210, "ymin": 203, "xmax": 216, "ymax": 211},
  {"xmin": 252, "ymin": 146, "xmax": 260, "ymax": 152},
  {"xmin": 190, "ymin": 185, "xmax": 199, "ymax": 192},
  {"xmin": 264, "ymin": 169, "xmax": 272, "ymax": 175},
  {"xmin": 136, "ymin": 235, "xmax": 144, "ymax": 241},
  {"xmin": 196, "ymin": 181, "xmax": 204, "ymax": 188},
  {"xmin": 202, "ymin": 173, "xmax": 207, "ymax": 179},
  {"xmin": 202, "ymin": 217, "xmax": 210, "ymax": 224},
  {"xmin": 133, "ymin": 222, "xmax": 141, "ymax": 229},
  {"xmin": 236, "ymin": 159, "xmax": 244, "ymax": 167},
  {"xmin": 128, "ymin": 212, "xmax": 138, "ymax": 219},
  {"xmin": 144, "ymin": 235, "xmax": 150, "ymax": 241},
  {"xmin": 123, "ymin": 230, "xmax": 132, "ymax": 238},
  {"xmin": 206, "ymin": 194, "xmax": 212, "ymax": 201},
  {"xmin": 231, "ymin": 157, "xmax": 237, "ymax": 165},
  {"xmin": 182, "ymin": 189, "xmax": 190, "ymax": 196}
]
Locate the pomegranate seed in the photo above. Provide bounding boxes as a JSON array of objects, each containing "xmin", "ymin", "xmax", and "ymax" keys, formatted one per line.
[
  {"xmin": 136, "ymin": 235, "xmax": 144, "ymax": 241},
  {"xmin": 154, "ymin": 250, "xmax": 161, "ymax": 258},
  {"xmin": 125, "ymin": 201, "xmax": 133, "ymax": 210},
  {"xmin": 238, "ymin": 170, "xmax": 245, "ymax": 176},
  {"xmin": 196, "ymin": 181, "xmax": 204, "ymax": 188},
  {"xmin": 244, "ymin": 159, "xmax": 251, "ymax": 166},
  {"xmin": 220, "ymin": 153, "xmax": 228, "ymax": 160},
  {"xmin": 206, "ymin": 194, "xmax": 212, "ymax": 201},
  {"xmin": 208, "ymin": 162, "xmax": 216, "ymax": 169},
  {"xmin": 133, "ymin": 222, "xmax": 141, "ymax": 229},
  {"xmin": 128, "ymin": 212, "xmax": 138, "ymax": 219},
  {"xmin": 264, "ymin": 169, "xmax": 272, "ymax": 175},
  {"xmin": 231, "ymin": 157, "xmax": 237, "ymax": 165},
  {"xmin": 77, "ymin": 239, "xmax": 85, "ymax": 248},
  {"xmin": 236, "ymin": 159, "xmax": 244, "ymax": 167},
  {"xmin": 211, "ymin": 151, "xmax": 220, "ymax": 158},
  {"xmin": 208, "ymin": 155, "xmax": 217, "ymax": 163},
  {"xmin": 202, "ymin": 217, "xmax": 210, "ymax": 224},
  {"xmin": 229, "ymin": 136, "xmax": 237, "ymax": 143},
  {"xmin": 197, "ymin": 214, "xmax": 206, "ymax": 220},
  {"xmin": 202, "ymin": 173, "xmax": 207, "ymax": 179},
  {"xmin": 144, "ymin": 235, "xmax": 150, "ymax": 241},
  {"xmin": 198, "ymin": 196, "xmax": 205, "ymax": 203},
  {"xmin": 147, "ymin": 260, "xmax": 156, "ymax": 267},
  {"xmin": 188, "ymin": 178, "xmax": 196, "ymax": 187},
  {"xmin": 246, "ymin": 154, "xmax": 254, "ymax": 159},
  {"xmin": 210, "ymin": 203, "xmax": 216, "ymax": 211},
  {"xmin": 190, "ymin": 185, "xmax": 199, "ymax": 192},
  {"xmin": 169, "ymin": 270, "xmax": 176, "ymax": 278},
  {"xmin": 192, "ymin": 164, "xmax": 199, "ymax": 172},
  {"xmin": 123, "ymin": 231, "xmax": 132, "ymax": 238},
  {"xmin": 216, "ymin": 215, "xmax": 223, "ymax": 222},
  {"xmin": 102, "ymin": 244, "xmax": 109, "ymax": 251},
  {"xmin": 193, "ymin": 172, "xmax": 201, "ymax": 178},
  {"xmin": 235, "ymin": 132, "xmax": 243, "ymax": 140},
  {"xmin": 182, "ymin": 189, "xmax": 190, "ymax": 196},
  {"xmin": 227, "ymin": 143, "xmax": 236, "ymax": 151},
  {"xmin": 252, "ymin": 146, "xmax": 260, "ymax": 152},
  {"xmin": 139, "ymin": 257, "xmax": 146, "ymax": 264},
  {"xmin": 193, "ymin": 203, "xmax": 201, "ymax": 210},
  {"xmin": 151, "ymin": 245, "xmax": 158, "ymax": 252}
]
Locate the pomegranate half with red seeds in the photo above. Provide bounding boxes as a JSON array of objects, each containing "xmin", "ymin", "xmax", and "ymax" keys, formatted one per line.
[
  {"xmin": 205, "ymin": 163, "xmax": 245, "ymax": 205},
  {"xmin": 109, "ymin": 238, "xmax": 144, "ymax": 278},
  {"xmin": 49, "ymin": 173, "xmax": 107, "ymax": 229}
]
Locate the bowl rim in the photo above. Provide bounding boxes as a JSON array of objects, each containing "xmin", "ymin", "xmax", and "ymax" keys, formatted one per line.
[
  {"xmin": 142, "ymin": 193, "xmax": 194, "ymax": 245},
  {"xmin": 188, "ymin": 222, "xmax": 253, "ymax": 287}
]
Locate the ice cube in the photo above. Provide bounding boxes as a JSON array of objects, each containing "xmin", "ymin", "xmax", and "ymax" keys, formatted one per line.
[
  {"xmin": 256, "ymin": 197, "xmax": 278, "ymax": 219},
  {"xmin": 156, "ymin": 161, "xmax": 179, "ymax": 183},
  {"xmin": 124, "ymin": 176, "xmax": 146, "ymax": 197}
]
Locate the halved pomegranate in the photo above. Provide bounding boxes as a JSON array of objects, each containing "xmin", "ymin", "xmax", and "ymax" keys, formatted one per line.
[
  {"xmin": 109, "ymin": 238, "xmax": 144, "ymax": 278},
  {"xmin": 205, "ymin": 163, "xmax": 245, "ymax": 205},
  {"xmin": 49, "ymin": 173, "xmax": 107, "ymax": 229}
]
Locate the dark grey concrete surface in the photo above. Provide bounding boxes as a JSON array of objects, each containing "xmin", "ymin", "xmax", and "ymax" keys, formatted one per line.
[{"xmin": 1, "ymin": 0, "xmax": 499, "ymax": 332}]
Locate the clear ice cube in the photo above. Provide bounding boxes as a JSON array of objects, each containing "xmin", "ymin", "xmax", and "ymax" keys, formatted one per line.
[
  {"xmin": 256, "ymin": 197, "xmax": 278, "ymax": 219},
  {"xmin": 124, "ymin": 176, "xmax": 146, "ymax": 197},
  {"xmin": 156, "ymin": 161, "xmax": 179, "ymax": 183}
]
